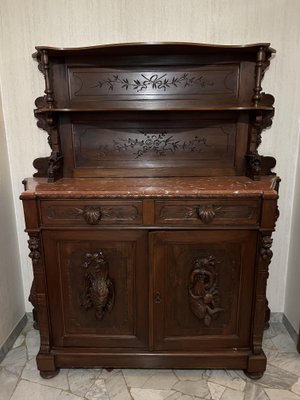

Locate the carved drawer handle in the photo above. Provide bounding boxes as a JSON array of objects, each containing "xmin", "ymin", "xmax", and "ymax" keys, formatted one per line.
[
  {"xmin": 76, "ymin": 206, "xmax": 102, "ymax": 225},
  {"xmin": 197, "ymin": 206, "xmax": 216, "ymax": 224}
]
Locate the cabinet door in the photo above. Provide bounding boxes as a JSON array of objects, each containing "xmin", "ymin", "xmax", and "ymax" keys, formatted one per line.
[
  {"xmin": 43, "ymin": 230, "xmax": 148, "ymax": 349},
  {"xmin": 151, "ymin": 230, "xmax": 257, "ymax": 350}
]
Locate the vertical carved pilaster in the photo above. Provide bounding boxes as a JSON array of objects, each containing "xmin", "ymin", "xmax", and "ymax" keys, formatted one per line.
[
  {"xmin": 27, "ymin": 236, "xmax": 41, "ymax": 329},
  {"xmin": 252, "ymin": 233, "xmax": 273, "ymax": 355}
]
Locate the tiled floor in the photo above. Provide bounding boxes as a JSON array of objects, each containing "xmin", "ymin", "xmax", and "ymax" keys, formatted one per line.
[{"xmin": 1, "ymin": 316, "xmax": 300, "ymax": 400}]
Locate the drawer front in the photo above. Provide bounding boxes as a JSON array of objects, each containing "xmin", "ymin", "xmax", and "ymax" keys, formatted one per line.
[
  {"xmin": 155, "ymin": 199, "xmax": 260, "ymax": 226},
  {"xmin": 40, "ymin": 200, "xmax": 143, "ymax": 226}
]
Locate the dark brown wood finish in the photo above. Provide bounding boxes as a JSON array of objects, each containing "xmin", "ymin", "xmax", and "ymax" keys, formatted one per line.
[{"xmin": 21, "ymin": 42, "xmax": 279, "ymax": 379}]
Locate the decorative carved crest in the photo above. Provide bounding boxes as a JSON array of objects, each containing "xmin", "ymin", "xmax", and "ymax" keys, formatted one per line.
[
  {"xmin": 28, "ymin": 237, "xmax": 40, "ymax": 265},
  {"xmin": 188, "ymin": 256, "xmax": 223, "ymax": 327},
  {"xmin": 80, "ymin": 251, "xmax": 114, "ymax": 320}
]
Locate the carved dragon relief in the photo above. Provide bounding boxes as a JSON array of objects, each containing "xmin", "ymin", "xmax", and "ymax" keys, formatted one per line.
[
  {"xmin": 188, "ymin": 256, "xmax": 223, "ymax": 327},
  {"xmin": 80, "ymin": 251, "xmax": 114, "ymax": 320}
]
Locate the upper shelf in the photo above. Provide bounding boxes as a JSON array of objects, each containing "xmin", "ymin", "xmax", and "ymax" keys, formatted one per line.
[
  {"xmin": 34, "ymin": 41, "xmax": 275, "ymax": 112},
  {"xmin": 33, "ymin": 41, "xmax": 276, "ymax": 56}
]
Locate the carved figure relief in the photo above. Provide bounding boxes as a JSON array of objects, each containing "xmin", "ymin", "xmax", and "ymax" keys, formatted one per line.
[
  {"xmin": 80, "ymin": 251, "xmax": 114, "ymax": 320},
  {"xmin": 188, "ymin": 256, "xmax": 223, "ymax": 327}
]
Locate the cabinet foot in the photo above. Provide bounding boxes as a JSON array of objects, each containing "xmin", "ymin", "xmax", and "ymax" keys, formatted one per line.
[
  {"xmin": 40, "ymin": 369, "xmax": 60, "ymax": 379},
  {"xmin": 244, "ymin": 370, "xmax": 264, "ymax": 380},
  {"xmin": 105, "ymin": 368, "xmax": 114, "ymax": 372}
]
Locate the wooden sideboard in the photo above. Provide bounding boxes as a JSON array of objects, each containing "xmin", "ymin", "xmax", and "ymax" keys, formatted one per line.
[{"xmin": 21, "ymin": 42, "xmax": 279, "ymax": 379}]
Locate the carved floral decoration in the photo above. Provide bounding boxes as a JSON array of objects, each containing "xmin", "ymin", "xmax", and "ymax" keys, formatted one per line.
[
  {"xmin": 91, "ymin": 73, "xmax": 214, "ymax": 93},
  {"xmin": 188, "ymin": 255, "xmax": 223, "ymax": 327},
  {"xmin": 98, "ymin": 131, "xmax": 209, "ymax": 159},
  {"xmin": 80, "ymin": 251, "xmax": 114, "ymax": 320}
]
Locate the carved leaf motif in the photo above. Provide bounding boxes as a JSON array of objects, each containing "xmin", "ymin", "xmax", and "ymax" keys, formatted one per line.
[
  {"xmin": 188, "ymin": 256, "xmax": 223, "ymax": 326},
  {"xmin": 91, "ymin": 73, "xmax": 214, "ymax": 93},
  {"xmin": 80, "ymin": 251, "xmax": 114, "ymax": 320}
]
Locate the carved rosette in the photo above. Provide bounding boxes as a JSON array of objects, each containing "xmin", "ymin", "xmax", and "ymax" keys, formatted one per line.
[
  {"xmin": 188, "ymin": 256, "xmax": 223, "ymax": 327},
  {"xmin": 28, "ymin": 237, "xmax": 41, "ymax": 265},
  {"xmin": 80, "ymin": 251, "xmax": 114, "ymax": 320}
]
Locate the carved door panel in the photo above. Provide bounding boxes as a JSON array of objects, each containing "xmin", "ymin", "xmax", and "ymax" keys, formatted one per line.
[
  {"xmin": 43, "ymin": 230, "xmax": 148, "ymax": 348},
  {"xmin": 151, "ymin": 230, "xmax": 257, "ymax": 350}
]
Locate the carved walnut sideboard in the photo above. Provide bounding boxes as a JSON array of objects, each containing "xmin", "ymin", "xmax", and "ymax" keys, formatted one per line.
[{"xmin": 21, "ymin": 42, "xmax": 279, "ymax": 379}]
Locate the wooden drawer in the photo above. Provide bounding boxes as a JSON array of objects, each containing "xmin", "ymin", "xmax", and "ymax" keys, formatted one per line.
[
  {"xmin": 155, "ymin": 199, "xmax": 260, "ymax": 226},
  {"xmin": 40, "ymin": 200, "xmax": 143, "ymax": 226}
]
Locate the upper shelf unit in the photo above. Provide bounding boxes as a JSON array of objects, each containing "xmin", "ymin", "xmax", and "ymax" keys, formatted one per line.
[{"xmin": 34, "ymin": 42, "xmax": 275, "ymax": 113}]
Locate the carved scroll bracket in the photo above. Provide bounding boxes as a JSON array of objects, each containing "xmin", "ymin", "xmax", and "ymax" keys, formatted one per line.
[
  {"xmin": 246, "ymin": 109, "xmax": 275, "ymax": 180},
  {"xmin": 188, "ymin": 255, "xmax": 223, "ymax": 327},
  {"xmin": 33, "ymin": 112, "xmax": 63, "ymax": 181},
  {"xmin": 80, "ymin": 251, "xmax": 114, "ymax": 320}
]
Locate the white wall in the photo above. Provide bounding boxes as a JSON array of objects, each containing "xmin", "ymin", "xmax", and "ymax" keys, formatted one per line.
[
  {"xmin": 0, "ymin": 85, "xmax": 25, "ymax": 347},
  {"xmin": 0, "ymin": 0, "xmax": 299, "ymax": 313},
  {"xmin": 284, "ymin": 119, "xmax": 300, "ymax": 331}
]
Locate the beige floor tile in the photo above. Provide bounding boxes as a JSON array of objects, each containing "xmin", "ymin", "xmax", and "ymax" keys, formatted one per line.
[
  {"xmin": 0, "ymin": 368, "xmax": 19, "ymax": 400},
  {"xmin": 10, "ymin": 379, "xmax": 61, "ymax": 400}
]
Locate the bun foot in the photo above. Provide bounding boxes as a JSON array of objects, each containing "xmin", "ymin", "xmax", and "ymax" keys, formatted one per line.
[
  {"xmin": 40, "ymin": 369, "xmax": 60, "ymax": 379},
  {"xmin": 244, "ymin": 370, "xmax": 264, "ymax": 380},
  {"xmin": 105, "ymin": 368, "xmax": 114, "ymax": 372}
]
